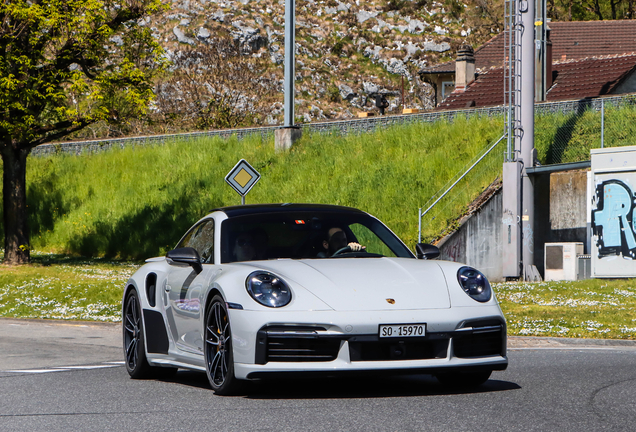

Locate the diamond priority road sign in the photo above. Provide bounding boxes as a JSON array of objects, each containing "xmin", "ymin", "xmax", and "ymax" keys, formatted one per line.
[{"xmin": 225, "ymin": 159, "xmax": 261, "ymax": 204}]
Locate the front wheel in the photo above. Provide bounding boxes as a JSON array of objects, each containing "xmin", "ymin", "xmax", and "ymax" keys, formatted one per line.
[
  {"xmin": 123, "ymin": 290, "xmax": 177, "ymax": 379},
  {"xmin": 204, "ymin": 295, "xmax": 242, "ymax": 395},
  {"xmin": 123, "ymin": 290, "xmax": 152, "ymax": 378}
]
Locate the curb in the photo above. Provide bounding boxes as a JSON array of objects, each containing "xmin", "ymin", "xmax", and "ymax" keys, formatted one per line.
[
  {"xmin": 2, "ymin": 318, "xmax": 635, "ymax": 348},
  {"xmin": 509, "ymin": 336, "xmax": 636, "ymax": 348},
  {"xmin": 0, "ymin": 317, "xmax": 120, "ymax": 328}
]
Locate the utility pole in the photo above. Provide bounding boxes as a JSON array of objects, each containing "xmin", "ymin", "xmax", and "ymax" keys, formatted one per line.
[
  {"xmin": 503, "ymin": 0, "xmax": 537, "ymax": 281},
  {"xmin": 283, "ymin": 0, "xmax": 295, "ymax": 128},
  {"xmin": 520, "ymin": 0, "xmax": 536, "ymax": 281},
  {"xmin": 275, "ymin": 0, "xmax": 302, "ymax": 151}
]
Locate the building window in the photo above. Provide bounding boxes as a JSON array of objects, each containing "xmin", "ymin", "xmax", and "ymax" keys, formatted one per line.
[{"xmin": 441, "ymin": 81, "xmax": 455, "ymax": 101}]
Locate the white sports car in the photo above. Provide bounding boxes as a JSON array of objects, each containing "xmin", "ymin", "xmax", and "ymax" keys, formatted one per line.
[{"xmin": 123, "ymin": 204, "xmax": 507, "ymax": 394}]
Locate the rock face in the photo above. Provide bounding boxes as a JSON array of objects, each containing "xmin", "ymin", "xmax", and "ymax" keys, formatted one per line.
[{"xmin": 152, "ymin": 0, "xmax": 479, "ymax": 123}]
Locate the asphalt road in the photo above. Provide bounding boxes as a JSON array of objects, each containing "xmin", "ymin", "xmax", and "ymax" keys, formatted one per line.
[{"xmin": 1, "ymin": 318, "xmax": 635, "ymax": 432}]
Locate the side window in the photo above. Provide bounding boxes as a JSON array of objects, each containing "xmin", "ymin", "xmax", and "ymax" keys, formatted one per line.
[
  {"xmin": 177, "ymin": 219, "xmax": 215, "ymax": 263},
  {"xmin": 348, "ymin": 223, "xmax": 397, "ymax": 257}
]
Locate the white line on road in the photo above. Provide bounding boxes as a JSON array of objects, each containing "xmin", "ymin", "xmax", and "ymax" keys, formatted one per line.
[{"xmin": 3, "ymin": 363, "xmax": 124, "ymax": 374}]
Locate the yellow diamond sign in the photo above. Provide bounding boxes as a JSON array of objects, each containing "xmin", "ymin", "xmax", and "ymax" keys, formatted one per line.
[
  {"xmin": 225, "ymin": 159, "xmax": 261, "ymax": 199},
  {"xmin": 234, "ymin": 168, "xmax": 252, "ymax": 188}
]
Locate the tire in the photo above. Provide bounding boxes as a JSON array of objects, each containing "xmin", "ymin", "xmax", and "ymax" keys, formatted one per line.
[
  {"xmin": 123, "ymin": 290, "xmax": 152, "ymax": 378},
  {"xmin": 435, "ymin": 370, "xmax": 492, "ymax": 388},
  {"xmin": 204, "ymin": 295, "xmax": 242, "ymax": 395},
  {"xmin": 123, "ymin": 290, "xmax": 178, "ymax": 379}
]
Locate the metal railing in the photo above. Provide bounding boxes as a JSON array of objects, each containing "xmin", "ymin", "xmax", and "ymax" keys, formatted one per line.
[
  {"xmin": 416, "ymin": 133, "xmax": 507, "ymax": 244},
  {"xmin": 418, "ymin": 134, "xmax": 506, "ymax": 243}
]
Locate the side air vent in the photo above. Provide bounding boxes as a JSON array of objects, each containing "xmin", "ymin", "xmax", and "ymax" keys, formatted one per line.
[{"xmin": 145, "ymin": 273, "xmax": 157, "ymax": 307}]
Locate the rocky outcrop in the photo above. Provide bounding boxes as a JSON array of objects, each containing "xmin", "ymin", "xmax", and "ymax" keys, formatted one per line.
[{"xmin": 151, "ymin": 0, "xmax": 478, "ymax": 123}]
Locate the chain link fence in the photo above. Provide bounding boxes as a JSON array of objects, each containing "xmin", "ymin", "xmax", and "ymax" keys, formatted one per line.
[
  {"xmin": 32, "ymin": 93, "xmax": 636, "ymax": 161},
  {"xmin": 535, "ymin": 95, "xmax": 636, "ymax": 165}
]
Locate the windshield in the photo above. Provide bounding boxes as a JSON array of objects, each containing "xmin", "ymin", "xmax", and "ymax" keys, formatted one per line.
[{"xmin": 220, "ymin": 211, "xmax": 414, "ymax": 263}]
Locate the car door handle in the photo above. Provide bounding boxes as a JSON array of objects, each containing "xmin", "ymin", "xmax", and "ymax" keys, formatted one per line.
[{"xmin": 165, "ymin": 285, "xmax": 171, "ymax": 292}]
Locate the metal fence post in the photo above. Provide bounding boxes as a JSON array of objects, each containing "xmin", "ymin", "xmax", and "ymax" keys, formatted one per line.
[
  {"xmin": 601, "ymin": 98, "xmax": 604, "ymax": 149},
  {"xmin": 418, "ymin": 208, "xmax": 422, "ymax": 244}
]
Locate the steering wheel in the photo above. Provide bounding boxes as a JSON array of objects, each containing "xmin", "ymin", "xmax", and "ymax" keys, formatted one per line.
[
  {"xmin": 331, "ymin": 246, "xmax": 353, "ymax": 256},
  {"xmin": 332, "ymin": 245, "xmax": 353, "ymax": 256}
]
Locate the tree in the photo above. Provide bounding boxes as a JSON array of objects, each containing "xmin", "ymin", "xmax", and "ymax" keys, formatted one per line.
[{"xmin": 0, "ymin": 0, "xmax": 167, "ymax": 265}]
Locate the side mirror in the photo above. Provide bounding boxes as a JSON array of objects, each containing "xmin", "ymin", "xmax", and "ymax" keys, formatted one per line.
[
  {"xmin": 416, "ymin": 243, "xmax": 440, "ymax": 260},
  {"xmin": 166, "ymin": 247, "xmax": 202, "ymax": 274}
]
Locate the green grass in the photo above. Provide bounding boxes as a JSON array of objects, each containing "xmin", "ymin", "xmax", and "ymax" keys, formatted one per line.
[
  {"xmin": 0, "ymin": 252, "xmax": 138, "ymax": 322},
  {"xmin": 6, "ymin": 115, "xmax": 503, "ymax": 259},
  {"xmin": 1, "ymin": 252, "xmax": 634, "ymax": 341},
  {"xmin": 495, "ymin": 279, "xmax": 636, "ymax": 339}
]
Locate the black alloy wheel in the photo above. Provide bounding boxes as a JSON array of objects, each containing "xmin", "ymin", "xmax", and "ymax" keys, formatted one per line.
[
  {"xmin": 204, "ymin": 295, "xmax": 241, "ymax": 395},
  {"xmin": 123, "ymin": 290, "xmax": 152, "ymax": 378}
]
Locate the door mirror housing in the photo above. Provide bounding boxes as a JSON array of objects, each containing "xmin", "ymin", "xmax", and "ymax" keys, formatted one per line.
[
  {"xmin": 166, "ymin": 247, "xmax": 203, "ymax": 274},
  {"xmin": 415, "ymin": 243, "xmax": 440, "ymax": 260}
]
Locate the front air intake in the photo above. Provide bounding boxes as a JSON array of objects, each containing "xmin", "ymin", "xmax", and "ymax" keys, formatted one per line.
[{"xmin": 453, "ymin": 320, "xmax": 506, "ymax": 358}]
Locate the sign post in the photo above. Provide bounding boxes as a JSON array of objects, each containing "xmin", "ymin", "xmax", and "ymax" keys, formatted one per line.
[{"xmin": 225, "ymin": 159, "xmax": 261, "ymax": 205}]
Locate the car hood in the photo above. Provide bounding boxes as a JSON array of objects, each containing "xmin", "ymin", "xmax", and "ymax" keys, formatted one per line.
[{"xmin": 250, "ymin": 258, "xmax": 451, "ymax": 311}]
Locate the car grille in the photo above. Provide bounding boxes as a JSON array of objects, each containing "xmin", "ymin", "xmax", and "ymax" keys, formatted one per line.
[
  {"xmin": 255, "ymin": 321, "xmax": 505, "ymax": 364},
  {"xmin": 255, "ymin": 327, "xmax": 342, "ymax": 364},
  {"xmin": 453, "ymin": 323, "xmax": 505, "ymax": 358},
  {"xmin": 349, "ymin": 338, "xmax": 449, "ymax": 362}
]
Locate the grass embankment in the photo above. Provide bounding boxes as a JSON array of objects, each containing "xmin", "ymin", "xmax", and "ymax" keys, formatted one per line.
[
  {"xmin": 10, "ymin": 115, "xmax": 502, "ymax": 259},
  {"xmin": 1, "ymin": 253, "xmax": 634, "ymax": 340},
  {"xmin": 3, "ymin": 104, "xmax": 636, "ymax": 258}
]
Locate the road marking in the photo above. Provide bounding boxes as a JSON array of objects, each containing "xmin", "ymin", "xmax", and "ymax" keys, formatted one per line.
[
  {"xmin": 2, "ymin": 362, "xmax": 123, "ymax": 374},
  {"xmin": 53, "ymin": 365, "xmax": 121, "ymax": 370}
]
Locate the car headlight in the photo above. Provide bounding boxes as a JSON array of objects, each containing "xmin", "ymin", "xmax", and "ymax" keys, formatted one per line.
[
  {"xmin": 457, "ymin": 266, "xmax": 492, "ymax": 302},
  {"xmin": 246, "ymin": 271, "xmax": 292, "ymax": 308}
]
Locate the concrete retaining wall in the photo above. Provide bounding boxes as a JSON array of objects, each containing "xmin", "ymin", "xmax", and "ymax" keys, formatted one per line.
[
  {"xmin": 437, "ymin": 169, "xmax": 588, "ymax": 282},
  {"xmin": 437, "ymin": 189, "xmax": 503, "ymax": 281}
]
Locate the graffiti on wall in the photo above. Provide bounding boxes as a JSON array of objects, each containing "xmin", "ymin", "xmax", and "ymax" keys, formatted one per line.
[
  {"xmin": 442, "ymin": 234, "xmax": 464, "ymax": 262},
  {"xmin": 591, "ymin": 179, "xmax": 636, "ymax": 259}
]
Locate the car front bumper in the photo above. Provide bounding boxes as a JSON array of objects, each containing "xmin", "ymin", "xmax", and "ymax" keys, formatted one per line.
[{"xmin": 229, "ymin": 305, "xmax": 508, "ymax": 380}]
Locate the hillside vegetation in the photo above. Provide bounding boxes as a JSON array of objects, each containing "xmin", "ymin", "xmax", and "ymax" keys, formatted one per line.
[
  {"xmin": 13, "ymin": 116, "xmax": 501, "ymax": 259},
  {"xmin": 4, "ymin": 100, "xmax": 636, "ymax": 259}
]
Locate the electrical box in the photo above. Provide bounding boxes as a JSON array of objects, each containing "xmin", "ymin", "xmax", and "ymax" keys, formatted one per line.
[
  {"xmin": 502, "ymin": 161, "xmax": 522, "ymax": 278},
  {"xmin": 577, "ymin": 255, "xmax": 591, "ymax": 280},
  {"xmin": 544, "ymin": 242, "xmax": 584, "ymax": 281}
]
